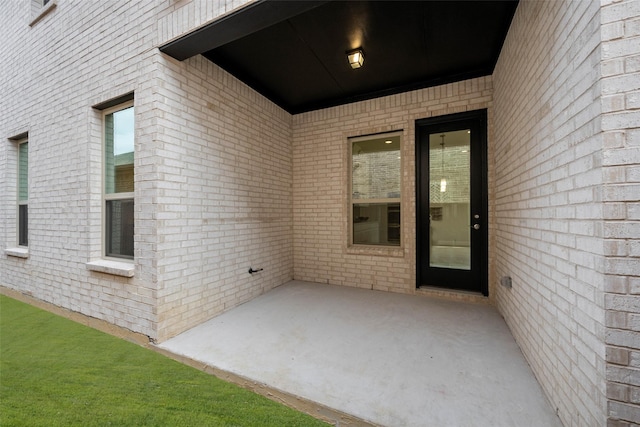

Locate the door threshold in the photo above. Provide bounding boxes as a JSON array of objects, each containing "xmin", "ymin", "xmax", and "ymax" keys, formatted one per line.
[{"xmin": 417, "ymin": 286, "xmax": 488, "ymax": 304}]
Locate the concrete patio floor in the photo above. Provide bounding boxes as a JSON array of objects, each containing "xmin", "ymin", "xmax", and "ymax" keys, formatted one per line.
[{"xmin": 159, "ymin": 281, "xmax": 562, "ymax": 426}]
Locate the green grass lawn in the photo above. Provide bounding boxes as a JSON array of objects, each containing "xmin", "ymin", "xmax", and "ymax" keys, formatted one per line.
[{"xmin": 0, "ymin": 295, "xmax": 328, "ymax": 426}]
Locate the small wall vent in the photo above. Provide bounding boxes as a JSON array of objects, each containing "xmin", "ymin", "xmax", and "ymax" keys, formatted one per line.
[{"xmin": 500, "ymin": 276, "xmax": 512, "ymax": 289}]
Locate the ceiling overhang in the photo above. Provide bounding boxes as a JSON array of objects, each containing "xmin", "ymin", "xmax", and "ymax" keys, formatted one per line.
[{"xmin": 160, "ymin": 0, "xmax": 519, "ymax": 114}]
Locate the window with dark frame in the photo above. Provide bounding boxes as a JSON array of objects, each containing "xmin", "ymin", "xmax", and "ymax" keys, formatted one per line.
[
  {"xmin": 350, "ymin": 132, "xmax": 402, "ymax": 247},
  {"xmin": 29, "ymin": 0, "xmax": 55, "ymax": 26},
  {"xmin": 104, "ymin": 103, "xmax": 134, "ymax": 259}
]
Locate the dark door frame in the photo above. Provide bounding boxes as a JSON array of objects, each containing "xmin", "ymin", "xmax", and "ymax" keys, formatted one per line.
[{"xmin": 415, "ymin": 109, "xmax": 488, "ymax": 296}]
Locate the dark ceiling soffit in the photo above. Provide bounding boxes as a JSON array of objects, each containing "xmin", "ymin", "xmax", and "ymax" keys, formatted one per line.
[{"xmin": 159, "ymin": 0, "xmax": 331, "ymax": 61}]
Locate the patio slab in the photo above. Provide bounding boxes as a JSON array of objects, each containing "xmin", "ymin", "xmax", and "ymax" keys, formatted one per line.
[{"xmin": 159, "ymin": 281, "xmax": 562, "ymax": 426}]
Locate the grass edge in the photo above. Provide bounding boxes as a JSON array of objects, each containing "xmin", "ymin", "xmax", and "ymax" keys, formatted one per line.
[{"xmin": 0, "ymin": 286, "xmax": 376, "ymax": 427}]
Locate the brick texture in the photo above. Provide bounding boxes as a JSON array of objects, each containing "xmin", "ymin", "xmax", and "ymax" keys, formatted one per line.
[
  {"xmin": 2, "ymin": 1, "xmax": 638, "ymax": 425},
  {"xmin": 292, "ymin": 78, "xmax": 493, "ymax": 294},
  {"xmin": 0, "ymin": 0, "xmax": 287, "ymax": 342},
  {"xmin": 601, "ymin": 0, "xmax": 640, "ymax": 424},
  {"xmin": 1, "ymin": 0, "xmax": 160, "ymax": 338},
  {"xmin": 152, "ymin": 53, "xmax": 293, "ymax": 341},
  {"xmin": 493, "ymin": 0, "xmax": 640, "ymax": 425},
  {"xmin": 493, "ymin": 0, "xmax": 607, "ymax": 425}
]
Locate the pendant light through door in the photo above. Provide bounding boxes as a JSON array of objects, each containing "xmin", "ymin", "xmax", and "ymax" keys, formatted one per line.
[{"xmin": 440, "ymin": 134, "xmax": 447, "ymax": 193}]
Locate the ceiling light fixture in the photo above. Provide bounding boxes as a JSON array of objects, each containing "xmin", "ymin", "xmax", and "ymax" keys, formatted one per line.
[{"xmin": 347, "ymin": 48, "xmax": 365, "ymax": 69}]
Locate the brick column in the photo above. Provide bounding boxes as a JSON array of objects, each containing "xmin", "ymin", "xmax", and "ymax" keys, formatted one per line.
[{"xmin": 601, "ymin": 0, "xmax": 640, "ymax": 424}]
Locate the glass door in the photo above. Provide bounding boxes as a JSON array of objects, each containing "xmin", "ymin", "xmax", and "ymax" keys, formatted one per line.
[
  {"xmin": 416, "ymin": 110, "xmax": 488, "ymax": 295},
  {"xmin": 428, "ymin": 130, "xmax": 471, "ymax": 270}
]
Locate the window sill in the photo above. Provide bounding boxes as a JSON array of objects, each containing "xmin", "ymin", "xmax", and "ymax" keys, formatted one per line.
[
  {"xmin": 86, "ymin": 259, "xmax": 135, "ymax": 277},
  {"xmin": 346, "ymin": 245, "xmax": 404, "ymax": 258},
  {"xmin": 5, "ymin": 247, "xmax": 29, "ymax": 258},
  {"xmin": 29, "ymin": 1, "xmax": 57, "ymax": 27}
]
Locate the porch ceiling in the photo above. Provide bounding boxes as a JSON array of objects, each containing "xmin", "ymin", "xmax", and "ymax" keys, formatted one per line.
[{"xmin": 160, "ymin": 0, "xmax": 519, "ymax": 114}]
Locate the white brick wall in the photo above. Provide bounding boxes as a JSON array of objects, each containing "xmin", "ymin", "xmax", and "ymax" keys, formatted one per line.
[
  {"xmin": 152, "ymin": 53, "xmax": 293, "ymax": 341},
  {"xmin": 1, "ymin": 0, "xmax": 161, "ymax": 338},
  {"xmin": 1, "ymin": 0, "xmax": 294, "ymax": 342},
  {"xmin": 601, "ymin": 0, "xmax": 640, "ymax": 425},
  {"xmin": 493, "ymin": 1, "xmax": 607, "ymax": 425}
]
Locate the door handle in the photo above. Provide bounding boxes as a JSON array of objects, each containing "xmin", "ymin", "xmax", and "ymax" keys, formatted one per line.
[{"xmin": 472, "ymin": 224, "xmax": 480, "ymax": 230}]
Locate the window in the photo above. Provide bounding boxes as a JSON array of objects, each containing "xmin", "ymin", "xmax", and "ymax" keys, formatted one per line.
[
  {"xmin": 29, "ymin": 0, "xmax": 56, "ymax": 27},
  {"xmin": 104, "ymin": 102, "xmax": 134, "ymax": 259},
  {"xmin": 350, "ymin": 132, "xmax": 401, "ymax": 246},
  {"xmin": 18, "ymin": 139, "xmax": 28, "ymax": 246}
]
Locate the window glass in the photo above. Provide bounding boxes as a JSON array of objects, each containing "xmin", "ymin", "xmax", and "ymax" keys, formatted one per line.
[
  {"xmin": 18, "ymin": 141, "xmax": 28, "ymax": 246},
  {"xmin": 104, "ymin": 104, "xmax": 134, "ymax": 259},
  {"xmin": 105, "ymin": 106, "xmax": 134, "ymax": 194},
  {"xmin": 106, "ymin": 199, "xmax": 134, "ymax": 258},
  {"xmin": 18, "ymin": 142, "xmax": 28, "ymax": 201},
  {"xmin": 351, "ymin": 133, "xmax": 401, "ymax": 246},
  {"xmin": 19, "ymin": 206, "xmax": 28, "ymax": 247}
]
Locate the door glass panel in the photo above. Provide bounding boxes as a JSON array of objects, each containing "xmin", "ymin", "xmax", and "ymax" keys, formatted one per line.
[{"xmin": 429, "ymin": 130, "xmax": 470, "ymax": 270}]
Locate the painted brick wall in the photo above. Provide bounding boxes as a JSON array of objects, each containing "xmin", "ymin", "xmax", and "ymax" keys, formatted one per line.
[
  {"xmin": 151, "ymin": 52, "xmax": 294, "ymax": 341},
  {"xmin": 1, "ymin": 0, "xmax": 293, "ymax": 342},
  {"xmin": 292, "ymin": 78, "xmax": 493, "ymax": 294},
  {"xmin": 493, "ymin": 1, "xmax": 607, "ymax": 425},
  {"xmin": 600, "ymin": 0, "xmax": 640, "ymax": 425},
  {"xmin": 0, "ymin": 0, "xmax": 161, "ymax": 338},
  {"xmin": 3, "ymin": 3, "xmax": 636, "ymax": 423}
]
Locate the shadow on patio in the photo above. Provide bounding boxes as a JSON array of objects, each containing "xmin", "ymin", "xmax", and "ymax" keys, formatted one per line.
[{"xmin": 158, "ymin": 281, "xmax": 561, "ymax": 426}]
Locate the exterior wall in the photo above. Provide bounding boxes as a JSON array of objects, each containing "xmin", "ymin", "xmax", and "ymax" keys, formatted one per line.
[
  {"xmin": 152, "ymin": 53, "xmax": 293, "ymax": 341},
  {"xmin": 0, "ymin": 0, "xmax": 160, "ymax": 338},
  {"xmin": 292, "ymin": 78, "xmax": 493, "ymax": 295},
  {"xmin": 1, "ymin": 0, "xmax": 286, "ymax": 342},
  {"xmin": 600, "ymin": 0, "xmax": 640, "ymax": 424},
  {"xmin": 492, "ymin": 1, "xmax": 607, "ymax": 425},
  {"xmin": 2, "ymin": 0, "xmax": 638, "ymax": 422},
  {"xmin": 153, "ymin": 0, "xmax": 293, "ymax": 341}
]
